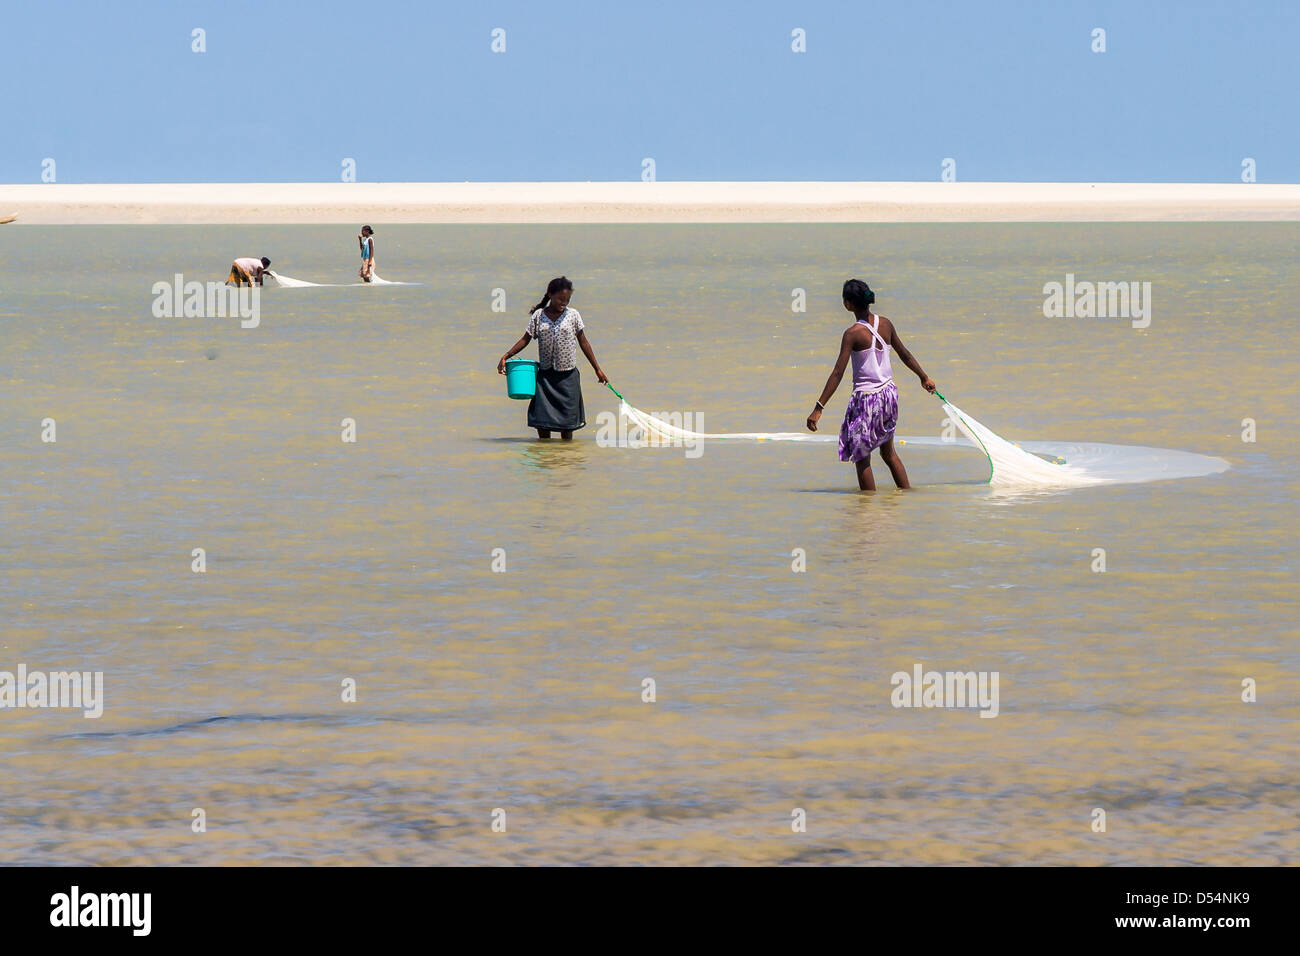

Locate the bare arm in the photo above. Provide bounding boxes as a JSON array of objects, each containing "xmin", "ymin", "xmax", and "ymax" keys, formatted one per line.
[
  {"xmin": 497, "ymin": 333, "xmax": 532, "ymax": 373},
  {"xmin": 576, "ymin": 330, "xmax": 609, "ymax": 384},
  {"xmin": 890, "ymin": 327, "xmax": 936, "ymax": 393},
  {"xmin": 807, "ymin": 329, "xmax": 854, "ymax": 431}
]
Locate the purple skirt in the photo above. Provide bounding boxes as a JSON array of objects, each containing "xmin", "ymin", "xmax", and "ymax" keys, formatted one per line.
[{"xmin": 838, "ymin": 382, "xmax": 899, "ymax": 462}]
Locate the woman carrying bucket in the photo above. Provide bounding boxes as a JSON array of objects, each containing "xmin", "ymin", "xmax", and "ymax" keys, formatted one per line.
[{"xmin": 497, "ymin": 276, "xmax": 610, "ymax": 439}]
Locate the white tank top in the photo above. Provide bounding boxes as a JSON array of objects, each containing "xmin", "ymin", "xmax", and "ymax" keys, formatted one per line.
[{"xmin": 850, "ymin": 315, "xmax": 893, "ymax": 394}]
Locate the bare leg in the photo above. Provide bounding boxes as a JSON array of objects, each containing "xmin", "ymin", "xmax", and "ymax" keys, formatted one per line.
[
  {"xmin": 879, "ymin": 438, "xmax": 911, "ymax": 489},
  {"xmin": 855, "ymin": 456, "xmax": 876, "ymax": 491},
  {"xmin": 560, "ymin": 430, "xmax": 573, "ymax": 440},
  {"xmin": 536, "ymin": 428, "xmax": 551, "ymax": 439}
]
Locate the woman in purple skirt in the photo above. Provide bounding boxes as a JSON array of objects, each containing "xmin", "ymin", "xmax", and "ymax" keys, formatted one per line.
[{"xmin": 806, "ymin": 280, "xmax": 937, "ymax": 490}]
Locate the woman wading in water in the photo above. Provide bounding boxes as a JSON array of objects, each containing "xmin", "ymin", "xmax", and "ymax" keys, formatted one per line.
[
  {"xmin": 807, "ymin": 280, "xmax": 936, "ymax": 490},
  {"xmin": 497, "ymin": 276, "xmax": 609, "ymax": 439}
]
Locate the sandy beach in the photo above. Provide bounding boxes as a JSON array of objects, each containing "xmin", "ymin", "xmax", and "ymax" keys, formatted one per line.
[{"xmin": 2, "ymin": 181, "xmax": 1298, "ymax": 224}]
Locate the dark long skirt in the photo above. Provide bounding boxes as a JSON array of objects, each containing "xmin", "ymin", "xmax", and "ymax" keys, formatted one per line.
[{"xmin": 527, "ymin": 367, "xmax": 586, "ymax": 432}]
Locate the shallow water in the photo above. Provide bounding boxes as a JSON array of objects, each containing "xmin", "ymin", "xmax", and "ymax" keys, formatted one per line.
[{"xmin": 0, "ymin": 223, "xmax": 1295, "ymax": 865}]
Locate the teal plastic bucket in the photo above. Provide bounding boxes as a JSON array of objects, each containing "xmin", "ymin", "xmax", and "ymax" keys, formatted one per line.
[{"xmin": 505, "ymin": 359, "xmax": 539, "ymax": 400}]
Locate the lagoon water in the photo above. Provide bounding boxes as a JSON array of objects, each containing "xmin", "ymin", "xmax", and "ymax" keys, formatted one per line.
[{"xmin": 0, "ymin": 223, "xmax": 1295, "ymax": 864}]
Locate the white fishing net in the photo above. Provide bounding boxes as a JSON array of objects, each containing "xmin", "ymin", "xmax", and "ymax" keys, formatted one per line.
[
  {"xmin": 619, "ymin": 401, "xmax": 832, "ymax": 444},
  {"xmin": 615, "ymin": 396, "xmax": 1229, "ymax": 491},
  {"xmin": 263, "ymin": 272, "xmax": 318, "ymax": 288},
  {"xmin": 263, "ymin": 272, "xmax": 411, "ymax": 287},
  {"xmin": 939, "ymin": 399, "xmax": 1100, "ymax": 488}
]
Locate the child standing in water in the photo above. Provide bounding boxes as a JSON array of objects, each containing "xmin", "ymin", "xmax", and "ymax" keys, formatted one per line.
[
  {"xmin": 357, "ymin": 225, "xmax": 375, "ymax": 282},
  {"xmin": 806, "ymin": 280, "xmax": 937, "ymax": 490}
]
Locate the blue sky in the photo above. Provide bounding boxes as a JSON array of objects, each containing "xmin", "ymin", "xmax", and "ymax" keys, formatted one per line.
[{"xmin": 8, "ymin": 0, "xmax": 1297, "ymax": 183}]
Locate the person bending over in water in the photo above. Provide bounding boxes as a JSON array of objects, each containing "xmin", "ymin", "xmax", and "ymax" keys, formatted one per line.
[
  {"xmin": 227, "ymin": 256, "xmax": 272, "ymax": 287},
  {"xmin": 358, "ymin": 225, "xmax": 375, "ymax": 282},
  {"xmin": 806, "ymin": 279, "xmax": 936, "ymax": 491}
]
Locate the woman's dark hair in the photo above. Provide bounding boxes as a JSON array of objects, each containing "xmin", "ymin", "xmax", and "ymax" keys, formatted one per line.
[
  {"xmin": 361, "ymin": 225, "xmax": 373, "ymax": 235},
  {"xmin": 261, "ymin": 257, "xmax": 272, "ymax": 268},
  {"xmin": 529, "ymin": 276, "xmax": 573, "ymax": 314},
  {"xmin": 842, "ymin": 279, "xmax": 875, "ymax": 309}
]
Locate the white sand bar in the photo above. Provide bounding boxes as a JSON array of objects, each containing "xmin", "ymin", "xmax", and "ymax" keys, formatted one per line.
[{"xmin": 1, "ymin": 181, "xmax": 1298, "ymax": 224}]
